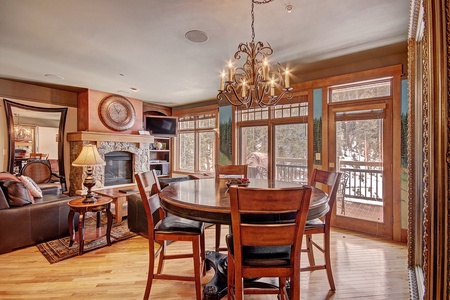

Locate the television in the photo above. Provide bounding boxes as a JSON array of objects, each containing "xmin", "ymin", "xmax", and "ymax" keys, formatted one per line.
[{"xmin": 145, "ymin": 115, "xmax": 178, "ymax": 137}]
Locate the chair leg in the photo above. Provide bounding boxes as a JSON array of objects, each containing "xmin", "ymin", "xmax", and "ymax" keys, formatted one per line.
[
  {"xmin": 306, "ymin": 234, "xmax": 316, "ymax": 266},
  {"xmin": 227, "ymin": 251, "xmax": 235, "ymax": 300},
  {"xmin": 324, "ymin": 229, "xmax": 336, "ymax": 291},
  {"xmin": 234, "ymin": 270, "xmax": 244, "ymax": 300},
  {"xmin": 157, "ymin": 241, "xmax": 166, "ymax": 274},
  {"xmin": 192, "ymin": 236, "xmax": 203, "ymax": 300},
  {"xmin": 290, "ymin": 272, "xmax": 301, "ymax": 300},
  {"xmin": 144, "ymin": 241, "xmax": 156, "ymax": 300},
  {"xmin": 200, "ymin": 231, "xmax": 206, "ymax": 276},
  {"xmin": 215, "ymin": 224, "xmax": 221, "ymax": 252},
  {"xmin": 279, "ymin": 277, "xmax": 286, "ymax": 300}
]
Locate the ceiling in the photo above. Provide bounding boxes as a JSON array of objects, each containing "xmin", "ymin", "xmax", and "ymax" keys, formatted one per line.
[{"xmin": 0, "ymin": 0, "xmax": 410, "ymax": 107}]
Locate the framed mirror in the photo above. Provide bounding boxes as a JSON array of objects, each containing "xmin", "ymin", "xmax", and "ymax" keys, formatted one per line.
[{"xmin": 3, "ymin": 99, "xmax": 68, "ymax": 178}]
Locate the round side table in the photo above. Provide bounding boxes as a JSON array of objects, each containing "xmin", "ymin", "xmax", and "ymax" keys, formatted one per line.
[{"xmin": 68, "ymin": 197, "xmax": 113, "ymax": 255}]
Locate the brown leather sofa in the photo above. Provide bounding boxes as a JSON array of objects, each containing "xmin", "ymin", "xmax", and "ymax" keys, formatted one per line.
[{"xmin": 0, "ymin": 172, "xmax": 78, "ymax": 254}]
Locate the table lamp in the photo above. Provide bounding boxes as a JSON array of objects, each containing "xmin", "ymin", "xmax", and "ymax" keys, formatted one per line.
[{"xmin": 72, "ymin": 144, "xmax": 105, "ymax": 203}]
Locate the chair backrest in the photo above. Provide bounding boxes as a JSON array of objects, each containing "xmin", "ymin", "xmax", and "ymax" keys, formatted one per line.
[
  {"xmin": 29, "ymin": 153, "xmax": 43, "ymax": 160},
  {"xmin": 309, "ymin": 169, "xmax": 342, "ymax": 223},
  {"xmin": 20, "ymin": 160, "xmax": 52, "ymax": 184},
  {"xmin": 215, "ymin": 164, "xmax": 248, "ymax": 180},
  {"xmin": 228, "ymin": 185, "xmax": 312, "ymax": 268},
  {"xmin": 135, "ymin": 170, "xmax": 165, "ymax": 240}
]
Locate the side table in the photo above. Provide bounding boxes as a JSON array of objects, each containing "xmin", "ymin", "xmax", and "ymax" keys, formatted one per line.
[{"xmin": 68, "ymin": 197, "xmax": 113, "ymax": 255}]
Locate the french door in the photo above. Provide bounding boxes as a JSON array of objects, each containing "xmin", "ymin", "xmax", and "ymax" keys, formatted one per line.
[{"xmin": 328, "ymin": 100, "xmax": 393, "ymax": 237}]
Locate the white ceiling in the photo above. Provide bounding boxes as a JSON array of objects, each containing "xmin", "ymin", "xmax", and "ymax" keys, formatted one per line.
[{"xmin": 0, "ymin": 0, "xmax": 410, "ymax": 107}]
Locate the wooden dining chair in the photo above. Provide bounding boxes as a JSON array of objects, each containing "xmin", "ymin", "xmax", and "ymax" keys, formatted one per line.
[
  {"xmin": 215, "ymin": 164, "xmax": 248, "ymax": 252},
  {"xmin": 29, "ymin": 153, "xmax": 43, "ymax": 160},
  {"xmin": 227, "ymin": 185, "xmax": 312, "ymax": 300},
  {"xmin": 135, "ymin": 170, "xmax": 206, "ymax": 300},
  {"xmin": 301, "ymin": 169, "xmax": 342, "ymax": 291}
]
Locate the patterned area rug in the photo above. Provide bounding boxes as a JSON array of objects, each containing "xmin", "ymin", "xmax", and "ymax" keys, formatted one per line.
[{"xmin": 36, "ymin": 219, "xmax": 137, "ymax": 264}]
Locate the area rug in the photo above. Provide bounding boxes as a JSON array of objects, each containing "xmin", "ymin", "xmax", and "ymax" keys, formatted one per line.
[{"xmin": 36, "ymin": 219, "xmax": 137, "ymax": 264}]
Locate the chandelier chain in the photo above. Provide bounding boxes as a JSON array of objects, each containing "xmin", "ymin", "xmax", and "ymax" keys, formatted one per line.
[{"xmin": 251, "ymin": 0, "xmax": 273, "ymax": 42}]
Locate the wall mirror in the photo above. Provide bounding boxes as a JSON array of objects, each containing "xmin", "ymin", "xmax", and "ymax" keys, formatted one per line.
[{"xmin": 3, "ymin": 99, "xmax": 68, "ymax": 178}]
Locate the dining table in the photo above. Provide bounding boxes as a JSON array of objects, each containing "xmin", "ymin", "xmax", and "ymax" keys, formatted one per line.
[{"xmin": 159, "ymin": 178, "xmax": 328, "ymax": 300}]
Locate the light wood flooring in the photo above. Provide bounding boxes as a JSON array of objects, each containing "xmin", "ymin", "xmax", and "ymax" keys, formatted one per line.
[{"xmin": 0, "ymin": 226, "xmax": 410, "ymax": 299}]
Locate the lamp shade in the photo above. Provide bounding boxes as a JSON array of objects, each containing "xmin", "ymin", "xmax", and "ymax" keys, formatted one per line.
[{"xmin": 72, "ymin": 144, "xmax": 105, "ymax": 166}]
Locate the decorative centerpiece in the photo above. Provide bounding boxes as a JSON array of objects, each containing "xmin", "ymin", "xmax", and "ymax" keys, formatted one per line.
[{"xmin": 226, "ymin": 178, "xmax": 250, "ymax": 189}]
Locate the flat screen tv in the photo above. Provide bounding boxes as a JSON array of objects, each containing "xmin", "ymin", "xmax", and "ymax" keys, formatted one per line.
[{"xmin": 145, "ymin": 115, "xmax": 178, "ymax": 137}]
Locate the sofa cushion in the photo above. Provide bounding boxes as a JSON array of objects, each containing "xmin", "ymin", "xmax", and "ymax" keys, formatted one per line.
[
  {"xmin": 19, "ymin": 175, "xmax": 43, "ymax": 198},
  {"xmin": 0, "ymin": 187, "xmax": 9, "ymax": 210},
  {"xmin": 0, "ymin": 180, "xmax": 33, "ymax": 207}
]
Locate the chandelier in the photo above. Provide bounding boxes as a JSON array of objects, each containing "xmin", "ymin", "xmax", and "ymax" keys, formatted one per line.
[
  {"xmin": 217, "ymin": 0, "xmax": 293, "ymax": 108},
  {"xmin": 14, "ymin": 113, "xmax": 32, "ymax": 141}
]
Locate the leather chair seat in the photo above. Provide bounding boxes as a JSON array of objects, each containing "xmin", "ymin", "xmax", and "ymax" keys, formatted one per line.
[
  {"xmin": 226, "ymin": 234, "xmax": 291, "ymax": 267},
  {"xmin": 156, "ymin": 215, "xmax": 203, "ymax": 234},
  {"xmin": 305, "ymin": 218, "xmax": 325, "ymax": 229}
]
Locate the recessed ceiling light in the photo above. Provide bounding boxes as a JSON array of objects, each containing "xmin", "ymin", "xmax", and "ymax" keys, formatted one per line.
[
  {"xmin": 130, "ymin": 87, "xmax": 138, "ymax": 92},
  {"xmin": 185, "ymin": 30, "xmax": 209, "ymax": 43},
  {"xmin": 44, "ymin": 74, "xmax": 64, "ymax": 80},
  {"xmin": 119, "ymin": 73, "xmax": 125, "ymax": 77}
]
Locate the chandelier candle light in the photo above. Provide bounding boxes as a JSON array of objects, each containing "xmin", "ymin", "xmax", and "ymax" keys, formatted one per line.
[{"xmin": 217, "ymin": 0, "xmax": 293, "ymax": 108}]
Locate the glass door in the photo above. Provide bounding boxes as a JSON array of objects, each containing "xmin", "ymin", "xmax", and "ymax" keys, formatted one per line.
[{"xmin": 329, "ymin": 102, "xmax": 393, "ymax": 237}]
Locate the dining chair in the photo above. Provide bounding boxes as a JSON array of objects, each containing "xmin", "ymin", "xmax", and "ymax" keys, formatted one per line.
[
  {"xmin": 215, "ymin": 164, "xmax": 248, "ymax": 252},
  {"xmin": 301, "ymin": 168, "xmax": 342, "ymax": 291},
  {"xmin": 29, "ymin": 153, "xmax": 43, "ymax": 160},
  {"xmin": 227, "ymin": 185, "xmax": 312, "ymax": 300},
  {"xmin": 135, "ymin": 170, "xmax": 206, "ymax": 300}
]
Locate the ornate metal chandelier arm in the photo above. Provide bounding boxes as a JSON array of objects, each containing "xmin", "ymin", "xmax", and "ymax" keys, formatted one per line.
[{"xmin": 218, "ymin": 84, "xmax": 252, "ymax": 107}]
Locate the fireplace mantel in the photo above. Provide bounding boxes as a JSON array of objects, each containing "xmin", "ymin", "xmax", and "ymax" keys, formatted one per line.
[{"xmin": 67, "ymin": 131, "xmax": 154, "ymax": 144}]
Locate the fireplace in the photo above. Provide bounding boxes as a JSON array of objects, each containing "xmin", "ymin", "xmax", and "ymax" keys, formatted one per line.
[
  {"xmin": 67, "ymin": 131, "xmax": 154, "ymax": 196},
  {"xmin": 104, "ymin": 151, "xmax": 133, "ymax": 186}
]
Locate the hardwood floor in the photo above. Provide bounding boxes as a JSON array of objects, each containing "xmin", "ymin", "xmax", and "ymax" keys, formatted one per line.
[{"xmin": 0, "ymin": 226, "xmax": 409, "ymax": 299}]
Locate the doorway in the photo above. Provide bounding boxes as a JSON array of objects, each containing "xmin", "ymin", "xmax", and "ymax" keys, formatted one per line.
[{"xmin": 329, "ymin": 101, "xmax": 393, "ymax": 238}]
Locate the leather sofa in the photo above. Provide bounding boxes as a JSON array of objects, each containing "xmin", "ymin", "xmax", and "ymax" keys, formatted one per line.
[{"xmin": 0, "ymin": 172, "xmax": 78, "ymax": 254}]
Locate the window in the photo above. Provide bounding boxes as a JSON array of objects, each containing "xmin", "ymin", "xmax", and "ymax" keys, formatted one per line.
[
  {"xmin": 329, "ymin": 78, "xmax": 392, "ymax": 103},
  {"xmin": 236, "ymin": 95, "xmax": 309, "ymax": 182},
  {"xmin": 176, "ymin": 113, "xmax": 217, "ymax": 172}
]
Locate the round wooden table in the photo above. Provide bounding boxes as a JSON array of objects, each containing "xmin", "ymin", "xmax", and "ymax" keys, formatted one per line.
[
  {"xmin": 159, "ymin": 178, "xmax": 328, "ymax": 224},
  {"xmin": 159, "ymin": 178, "xmax": 328, "ymax": 300},
  {"xmin": 68, "ymin": 197, "xmax": 113, "ymax": 255}
]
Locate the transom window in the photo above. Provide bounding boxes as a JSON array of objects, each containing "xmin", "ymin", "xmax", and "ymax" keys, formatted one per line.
[{"xmin": 329, "ymin": 78, "xmax": 392, "ymax": 102}]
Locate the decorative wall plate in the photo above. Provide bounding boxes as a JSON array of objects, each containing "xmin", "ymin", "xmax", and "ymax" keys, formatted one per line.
[{"xmin": 98, "ymin": 95, "xmax": 136, "ymax": 131}]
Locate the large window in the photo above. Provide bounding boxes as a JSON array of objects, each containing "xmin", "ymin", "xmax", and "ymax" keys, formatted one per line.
[
  {"xmin": 176, "ymin": 113, "xmax": 217, "ymax": 173},
  {"xmin": 236, "ymin": 95, "xmax": 309, "ymax": 182}
]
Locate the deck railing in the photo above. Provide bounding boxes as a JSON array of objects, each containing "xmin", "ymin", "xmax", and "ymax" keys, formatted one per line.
[{"xmin": 270, "ymin": 159, "xmax": 383, "ymax": 203}]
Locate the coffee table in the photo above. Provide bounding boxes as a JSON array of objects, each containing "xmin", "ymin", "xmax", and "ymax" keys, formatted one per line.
[{"xmin": 94, "ymin": 184, "xmax": 139, "ymax": 223}]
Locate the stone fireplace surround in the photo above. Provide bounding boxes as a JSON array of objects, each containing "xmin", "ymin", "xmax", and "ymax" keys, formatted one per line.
[{"xmin": 67, "ymin": 131, "xmax": 154, "ymax": 196}]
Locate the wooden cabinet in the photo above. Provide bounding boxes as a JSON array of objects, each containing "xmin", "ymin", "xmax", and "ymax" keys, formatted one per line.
[{"xmin": 149, "ymin": 137, "xmax": 171, "ymax": 177}]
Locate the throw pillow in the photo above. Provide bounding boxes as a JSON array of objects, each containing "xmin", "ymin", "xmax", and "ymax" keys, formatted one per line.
[
  {"xmin": 1, "ymin": 180, "xmax": 33, "ymax": 207},
  {"xmin": 19, "ymin": 175, "xmax": 43, "ymax": 198}
]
